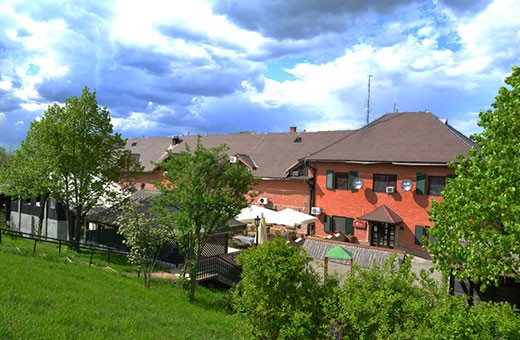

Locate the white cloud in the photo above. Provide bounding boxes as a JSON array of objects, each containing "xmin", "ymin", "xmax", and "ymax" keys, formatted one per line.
[{"xmin": 112, "ymin": 111, "xmax": 159, "ymax": 132}]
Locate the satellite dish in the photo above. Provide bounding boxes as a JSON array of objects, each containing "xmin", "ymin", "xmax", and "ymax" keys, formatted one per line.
[
  {"xmin": 352, "ymin": 177, "xmax": 364, "ymax": 190},
  {"xmin": 401, "ymin": 178, "xmax": 413, "ymax": 191}
]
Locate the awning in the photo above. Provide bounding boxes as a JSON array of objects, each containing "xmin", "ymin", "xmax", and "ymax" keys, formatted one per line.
[
  {"xmin": 358, "ymin": 205, "xmax": 403, "ymax": 224},
  {"xmin": 236, "ymin": 205, "xmax": 279, "ymax": 224},
  {"xmin": 270, "ymin": 208, "xmax": 318, "ymax": 228}
]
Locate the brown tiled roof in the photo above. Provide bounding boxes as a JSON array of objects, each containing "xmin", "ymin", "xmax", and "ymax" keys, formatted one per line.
[
  {"xmin": 125, "ymin": 136, "xmax": 173, "ymax": 172},
  {"xmin": 358, "ymin": 205, "xmax": 403, "ymax": 224},
  {"xmin": 305, "ymin": 111, "xmax": 474, "ymax": 164},
  {"xmin": 166, "ymin": 130, "xmax": 353, "ymax": 178}
]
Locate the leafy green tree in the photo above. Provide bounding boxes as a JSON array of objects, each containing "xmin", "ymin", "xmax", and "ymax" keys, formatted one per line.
[
  {"xmin": 330, "ymin": 256, "xmax": 520, "ymax": 339},
  {"xmin": 328, "ymin": 256, "xmax": 436, "ymax": 339},
  {"xmin": 153, "ymin": 137, "xmax": 256, "ymax": 301},
  {"xmin": 427, "ymin": 67, "xmax": 520, "ymax": 288},
  {"xmin": 0, "ymin": 146, "xmax": 12, "ymax": 169},
  {"xmin": 116, "ymin": 202, "xmax": 172, "ymax": 287},
  {"xmin": 0, "ymin": 87, "xmax": 139, "ymax": 242},
  {"xmin": 231, "ymin": 238, "xmax": 328, "ymax": 339}
]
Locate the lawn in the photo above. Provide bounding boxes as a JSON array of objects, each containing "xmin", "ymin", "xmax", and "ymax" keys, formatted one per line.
[{"xmin": 0, "ymin": 222, "xmax": 242, "ymax": 339}]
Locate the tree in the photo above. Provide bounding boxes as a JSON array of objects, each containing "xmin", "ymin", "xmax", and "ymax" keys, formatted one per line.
[
  {"xmin": 0, "ymin": 146, "xmax": 12, "ymax": 169},
  {"xmin": 231, "ymin": 238, "xmax": 328, "ymax": 339},
  {"xmin": 329, "ymin": 256, "xmax": 520, "ymax": 339},
  {"xmin": 0, "ymin": 87, "xmax": 139, "ymax": 242},
  {"xmin": 153, "ymin": 137, "xmax": 256, "ymax": 301},
  {"xmin": 116, "ymin": 202, "xmax": 172, "ymax": 287},
  {"xmin": 427, "ymin": 67, "xmax": 520, "ymax": 288}
]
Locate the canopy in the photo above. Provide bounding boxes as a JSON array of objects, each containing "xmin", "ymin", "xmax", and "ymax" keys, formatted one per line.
[
  {"xmin": 271, "ymin": 208, "xmax": 318, "ymax": 228},
  {"xmin": 326, "ymin": 246, "xmax": 352, "ymax": 260},
  {"xmin": 358, "ymin": 205, "xmax": 403, "ymax": 224},
  {"xmin": 236, "ymin": 205, "xmax": 279, "ymax": 224}
]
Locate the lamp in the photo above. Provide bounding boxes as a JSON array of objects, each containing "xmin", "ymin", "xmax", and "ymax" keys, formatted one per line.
[{"xmin": 254, "ymin": 215, "xmax": 261, "ymax": 246}]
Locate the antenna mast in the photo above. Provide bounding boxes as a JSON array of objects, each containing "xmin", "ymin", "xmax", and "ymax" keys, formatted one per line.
[{"xmin": 366, "ymin": 74, "xmax": 373, "ymax": 126}]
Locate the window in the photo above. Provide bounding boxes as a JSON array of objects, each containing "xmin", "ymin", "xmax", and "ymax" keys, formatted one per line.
[
  {"xmin": 130, "ymin": 153, "xmax": 140, "ymax": 163},
  {"xmin": 335, "ymin": 173, "xmax": 349, "ymax": 190},
  {"xmin": 428, "ymin": 176, "xmax": 446, "ymax": 196},
  {"xmin": 415, "ymin": 226, "xmax": 435, "ymax": 245},
  {"xmin": 326, "ymin": 170, "xmax": 359, "ymax": 191},
  {"xmin": 373, "ymin": 174, "xmax": 397, "ymax": 192},
  {"xmin": 327, "ymin": 216, "xmax": 354, "ymax": 234}
]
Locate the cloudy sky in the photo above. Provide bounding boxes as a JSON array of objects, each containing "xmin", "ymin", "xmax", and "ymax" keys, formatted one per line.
[{"xmin": 1, "ymin": 0, "xmax": 519, "ymax": 149}]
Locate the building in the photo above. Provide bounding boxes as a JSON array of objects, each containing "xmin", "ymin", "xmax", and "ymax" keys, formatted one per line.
[
  {"xmin": 300, "ymin": 111, "xmax": 473, "ymax": 255},
  {"xmin": 126, "ymin": 129, "xmax": 353, "ymax": 217}
]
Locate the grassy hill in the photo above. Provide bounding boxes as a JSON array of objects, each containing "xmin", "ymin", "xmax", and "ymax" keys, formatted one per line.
[{"xmin": 0, "ymin": 227, "xmax": 241, "ymax": 339}]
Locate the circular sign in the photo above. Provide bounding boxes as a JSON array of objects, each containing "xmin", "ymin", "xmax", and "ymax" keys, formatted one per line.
[{"xmin": 401, "ymin": 178, "xmax": 413, "ymax": 191}]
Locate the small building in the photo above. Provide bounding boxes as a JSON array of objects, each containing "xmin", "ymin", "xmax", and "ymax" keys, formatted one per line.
[{"xmin": 7, "ymin": 196, "xmax": 69, "ymax": 240}]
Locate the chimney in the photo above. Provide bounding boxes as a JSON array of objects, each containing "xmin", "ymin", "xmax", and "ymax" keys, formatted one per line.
[{"xmin": 289, "ymin": 126, "xmax": 297, "ymax": 133}]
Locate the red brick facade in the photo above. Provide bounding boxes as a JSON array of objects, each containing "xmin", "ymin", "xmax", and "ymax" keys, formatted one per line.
[
  {"xmin": 310, "ymin": 162, "xmax": 453, "ymax": 254},
  {"xmin": 253, "ymin": 180, "xmax": 311, "ymax": 213},
  {"xmin": 131, "ymin": 170, "xmax": 164, "ymax": 191}
]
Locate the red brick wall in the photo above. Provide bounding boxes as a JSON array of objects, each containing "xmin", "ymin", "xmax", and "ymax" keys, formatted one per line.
[
  {"xmin": 253, "ymin": 180, "xmax": 311, "ymax": 213},
  {"xmin": 130, "ymin": 170, "xmax": 164, "ymax": 191},
  {"xmin": 311, "ymin": 162, "xmax": 454, "ymax": 253}
]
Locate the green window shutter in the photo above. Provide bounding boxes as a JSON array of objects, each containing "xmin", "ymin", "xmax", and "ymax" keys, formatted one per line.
[
  {"xmin": 415, "ymin": 226, "xmax": 424, "ymax": 245},
  {"xmin": 324, "ymin": 215, "xmax": 331, "ymax": 233},
  {"xmin": 326, "ymin": 170, "xmax": 334, "ymax": 190},
  {"xmin": 416, "ymin": 173, "xmax": 426, "ymax": 195},
  {"xmin": 345, "ymin": 217, "xmax": 354, "ymax": 235},
  {"xmin": 349, "ymin": 171, "xmax": 358, "ymax": 191}
]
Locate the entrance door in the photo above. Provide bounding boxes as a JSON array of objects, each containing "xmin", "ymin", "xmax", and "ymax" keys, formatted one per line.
[{"xmin": 371, "ymin": 222, "xmax": 395, "ymax": 248}]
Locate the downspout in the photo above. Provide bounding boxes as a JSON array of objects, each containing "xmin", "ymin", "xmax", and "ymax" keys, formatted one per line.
[
  {"xmin": 304, "ymin": 159, "xmax": 317, "ymax": 236},
  {"xmin": 304, "ymin": 159, "xmax": 317, "ymax": 211}
]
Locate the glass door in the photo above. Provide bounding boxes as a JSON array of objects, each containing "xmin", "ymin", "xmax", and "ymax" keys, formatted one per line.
[{"xmin": 371, "ymin": 222, "xmax": 395, "ymax": 248}]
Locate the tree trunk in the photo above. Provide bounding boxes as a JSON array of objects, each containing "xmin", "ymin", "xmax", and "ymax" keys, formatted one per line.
[
  {"xmin": 36, "ymin": 193, "xmax": 49, "ymax": 237},
  {"xmin": 189, "ymin": 233, "xmax": 202, "ymax": 301},
  {"xmin": 66, "ymin": 208, "xmax": 75, "ymax": 242},
  {"xmin": 73, "ymin": 205, "xmax": 83, "ymax": 244}
]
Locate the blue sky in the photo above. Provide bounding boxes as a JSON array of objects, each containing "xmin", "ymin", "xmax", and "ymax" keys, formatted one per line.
[{"xmin": 0, "ymin": 0, "xmax": 519, "ymax": 149}]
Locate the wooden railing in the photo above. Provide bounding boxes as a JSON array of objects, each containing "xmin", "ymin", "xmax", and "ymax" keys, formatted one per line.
[
  {"xmin": 197, "ymin": 255, "xmax": 241, "ymax": 286},
  {"xmin": 0, "ymin": 227, "xmax": 129, "ymax": 266}
]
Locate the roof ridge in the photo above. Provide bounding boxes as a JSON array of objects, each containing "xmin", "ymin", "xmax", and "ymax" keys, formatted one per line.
[{"xmin": 302, "ymin": 112, "xmax": 407, "ymax": 161}]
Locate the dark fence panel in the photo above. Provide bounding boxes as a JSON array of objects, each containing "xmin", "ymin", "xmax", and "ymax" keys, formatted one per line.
[{"xmin": 451, "ymin": 275, "xmax": 520, "ymax": 307}]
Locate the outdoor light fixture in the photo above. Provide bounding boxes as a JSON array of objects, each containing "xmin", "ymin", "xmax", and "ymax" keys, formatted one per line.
[{"xmin": 254, "ymin": 215, "xmax": 261, "ymax": 246}]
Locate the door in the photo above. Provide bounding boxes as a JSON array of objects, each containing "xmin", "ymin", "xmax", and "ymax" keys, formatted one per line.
[{"xmin": 371, "ymin": 222, "xmax": 395, "ymax": 248}]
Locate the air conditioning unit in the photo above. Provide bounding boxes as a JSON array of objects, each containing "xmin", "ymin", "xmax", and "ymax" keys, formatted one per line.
[
  {"xmin": 386, "ymin": 186, "xmax": 395, "ymax": 194},
  {"xmin": 258, "ymin": 197, "xmax": 269, "ymax": 205},
  {"xmin": 229, "ymin": 156, "xmax": 237, "ymax": 163},
  {"xmin": 292, "ymin": 170, "xmax": 300, "ymax": 177},
  {"xmin": 311, "ymin": 207, "xmax": 322, "ymax": 215}
]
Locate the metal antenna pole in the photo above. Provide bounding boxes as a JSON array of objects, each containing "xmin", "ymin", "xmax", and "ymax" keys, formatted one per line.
[{"xmin": 366, "ymin": 75, "xmax": 373, "ymax": 126}]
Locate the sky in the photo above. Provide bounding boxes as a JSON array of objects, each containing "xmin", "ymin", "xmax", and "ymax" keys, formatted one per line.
[{"xmin": 1, "ymin": 0, "xmax": 519, "ymax": 149}]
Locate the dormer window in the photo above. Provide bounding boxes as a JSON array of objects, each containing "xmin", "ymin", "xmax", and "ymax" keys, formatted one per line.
[{"xmin": 131, "ymin": 154, "xmax": 140, "ymax": 163}]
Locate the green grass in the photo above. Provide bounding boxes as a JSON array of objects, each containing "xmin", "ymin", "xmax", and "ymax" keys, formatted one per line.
[{"xmin": 0, "ymin": 228, "xmax": 243, "ymax": 339}]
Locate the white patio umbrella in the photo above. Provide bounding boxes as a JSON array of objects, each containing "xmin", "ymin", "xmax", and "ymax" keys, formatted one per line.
[
  {"xmin": 236, "ymin": 205, "xmax": 279, "ymax": 224},
  {"xmin": 256, "ymin": 213, "xmax": 268, "ymax": 245},
  {"xmin": 271, "ymin": 208, "xmax": 318, "ymax": 228}
]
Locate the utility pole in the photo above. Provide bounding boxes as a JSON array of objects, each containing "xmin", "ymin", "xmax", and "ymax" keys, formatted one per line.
[{"xmin": 366, "ymin": 75, "xmax": 373, "ymax": 126}]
